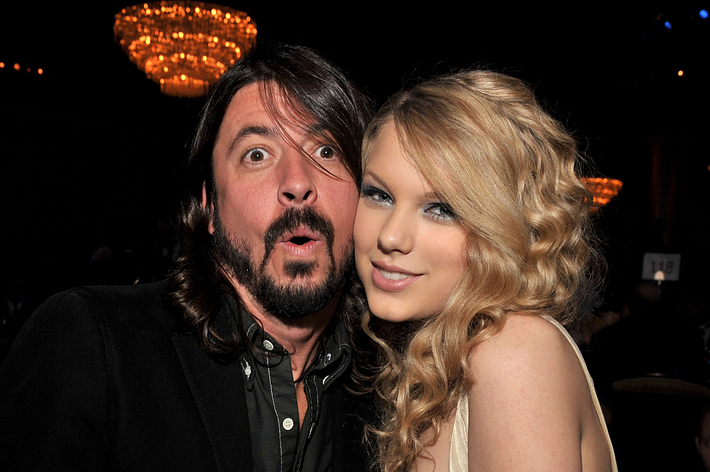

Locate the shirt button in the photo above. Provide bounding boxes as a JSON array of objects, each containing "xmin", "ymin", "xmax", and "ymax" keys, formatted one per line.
[
  {"xmin": 263, "ymin": 340, "xmax": 274, "ymax": 351},
  {"xmin": 283, "ymin": 418, "xmax": 294, "ymax": 431}
]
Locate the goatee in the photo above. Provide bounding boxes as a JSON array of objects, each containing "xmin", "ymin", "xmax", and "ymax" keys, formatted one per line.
[{"xmin": 213, "ymin": 205, "xmax": 353, "ymax": 320}]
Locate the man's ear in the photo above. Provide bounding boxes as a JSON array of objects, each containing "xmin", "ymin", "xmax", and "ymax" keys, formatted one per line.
[{"xmin": 202, "ymin": 183, "xmax": 215, "ymax": 234}]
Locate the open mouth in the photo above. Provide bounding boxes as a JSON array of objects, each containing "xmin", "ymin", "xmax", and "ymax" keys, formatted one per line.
[
  {"xmin": 289, "ymin": 236, "xmax": 313, "ymax": 245},
  {"xmin": 281, "ymin": 226, "xmax": 321, "ymax": 245},
  {"xmin": 278, "ymin": 227, "xmax": 322, "ymax": 257}
]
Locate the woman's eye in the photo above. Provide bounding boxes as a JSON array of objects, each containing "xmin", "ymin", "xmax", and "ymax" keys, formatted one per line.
[
  {"xmin": 426, "ymin": 203, "xmax": 458, "ymax": 221},
  {"xmin": 243, "ymin": 148, "xmax": 269, "ymax": 163},
  {"xmin": 315, "ymin": 145, "xmax": 337, "ymax": 160},
  {"xmin": 361, "ymin": 185, "xmax": 393, "ymax": 205}
]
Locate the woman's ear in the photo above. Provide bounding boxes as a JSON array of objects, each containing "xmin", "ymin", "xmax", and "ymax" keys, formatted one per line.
[{"xmin": 202, "ymin": 183, "xmax": 215, "ymax": 234}]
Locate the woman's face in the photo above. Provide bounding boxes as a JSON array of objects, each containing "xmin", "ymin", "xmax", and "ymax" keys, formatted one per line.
[{"xmin": 354, "ymin": 121, "xmax": 468, "ymax": 322}]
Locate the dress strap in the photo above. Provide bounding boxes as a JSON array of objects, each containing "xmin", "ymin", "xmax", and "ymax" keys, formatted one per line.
[
  {"xmin": 541, "ymin": 315, "xmax": 618, "ymax": 472},
  {"xmin": 449, "ymin": 393, "xmax": 469, "ymax": 471}
]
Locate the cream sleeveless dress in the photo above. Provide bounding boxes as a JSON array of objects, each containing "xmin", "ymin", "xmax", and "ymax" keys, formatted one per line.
[{"xmin": 448, "ymin": 315, "xmax": 618, "ymax": 471}]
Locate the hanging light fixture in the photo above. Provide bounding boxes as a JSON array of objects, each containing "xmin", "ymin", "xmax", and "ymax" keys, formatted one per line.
[
  {"xmin": 114, "ymin": 1, "xmax": 256, "ymax": 98},
  {"xmin": 581, "ymin": 177, "xmax": 623, "ymax": 207}
]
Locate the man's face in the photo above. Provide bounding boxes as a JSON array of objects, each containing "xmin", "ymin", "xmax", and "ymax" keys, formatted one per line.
[{"xmin": 210, "ymin": 82, "xmax": 359, "ymax": 320}]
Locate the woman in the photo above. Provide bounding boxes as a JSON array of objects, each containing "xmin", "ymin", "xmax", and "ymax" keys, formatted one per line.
[{"xmin": 353, "ymin": 70, "xmax": 617, "ymax": 471}]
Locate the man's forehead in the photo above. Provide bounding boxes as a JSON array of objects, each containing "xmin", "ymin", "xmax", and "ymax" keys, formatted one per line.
[
  {"xmin": 223, "ymin": 83, "xmax": 276, "ymax": 125},
  {"xmin": 220, "ymin": 82, "xmax": 323, "ymax": 141}
]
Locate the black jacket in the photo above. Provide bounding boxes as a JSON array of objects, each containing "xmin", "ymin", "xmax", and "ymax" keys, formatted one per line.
[{"xmin": 0, "ymin": 280, "xmax": 371, "ymax": 471}]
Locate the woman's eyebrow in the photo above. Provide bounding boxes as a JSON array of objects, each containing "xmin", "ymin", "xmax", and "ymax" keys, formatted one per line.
[{"xmin": 362, "ymin": 170, "xmax": 388, "ymax": 190}]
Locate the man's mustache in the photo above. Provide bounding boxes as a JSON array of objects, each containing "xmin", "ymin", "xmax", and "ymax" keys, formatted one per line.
[{"xmin": 261, "ymin": 206, "xmax": 335, "ymax": 266}]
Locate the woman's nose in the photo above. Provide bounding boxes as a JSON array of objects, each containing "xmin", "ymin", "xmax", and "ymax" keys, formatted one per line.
[{"xmin": 377, "ymin": 209, "xmax": 414, "ymax": 255}]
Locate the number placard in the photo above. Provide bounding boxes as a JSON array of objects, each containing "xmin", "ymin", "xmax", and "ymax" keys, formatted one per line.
[{"xmin": 641, "ymin": 253, "xmax": 681, "ymax": 281}]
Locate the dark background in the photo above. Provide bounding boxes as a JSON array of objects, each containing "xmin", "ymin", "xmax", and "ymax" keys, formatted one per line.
[
  {"xmin": 1, "ymin": 2, "xmax": 710, "ymax": 468},
  {"xmin": 1, "ymin": 2, "xmax": 708, "ymax": 292}
]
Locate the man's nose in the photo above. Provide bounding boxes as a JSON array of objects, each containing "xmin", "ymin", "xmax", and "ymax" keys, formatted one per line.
[{"xmin": 277, "ymin": 151, "xmax": 318, "ymax": 207}]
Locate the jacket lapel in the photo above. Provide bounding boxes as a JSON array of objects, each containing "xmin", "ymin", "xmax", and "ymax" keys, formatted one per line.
[{"xmin": 172, "ymin": 331, "xmax": 252, "ymax": 472}]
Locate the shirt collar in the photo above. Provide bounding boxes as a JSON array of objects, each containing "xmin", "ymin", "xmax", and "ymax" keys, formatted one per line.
[{"xmin": 227, "ymin": 296, "xmax": 352, "ymax": 389}]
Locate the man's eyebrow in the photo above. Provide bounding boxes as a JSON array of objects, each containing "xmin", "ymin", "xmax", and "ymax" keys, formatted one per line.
[
  {"xmin": 307, "ymin": 122, "xmax": 329, "ymax": 136},
  {"xmin": 227, "ymin": 125, "xmax": 275, "ymax": 155}
]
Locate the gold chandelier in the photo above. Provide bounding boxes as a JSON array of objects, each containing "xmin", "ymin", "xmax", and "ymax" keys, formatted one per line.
[
  {"xmin": 581, "ymin": 177, "xmax": 623, "ymax": 207},
  {"xmin": 114, "ymin": 2, "xmax": 256, "ymax": 98}
]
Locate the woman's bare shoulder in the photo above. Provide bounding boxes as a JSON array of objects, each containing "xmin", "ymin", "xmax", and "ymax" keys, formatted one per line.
[
  {"xmin": 469, "ymin": 313, "xmax": 578, "ymax": 377},
  {"xmin": 466, "ymin": 313, "xmax": 589, "ymax": 471}
]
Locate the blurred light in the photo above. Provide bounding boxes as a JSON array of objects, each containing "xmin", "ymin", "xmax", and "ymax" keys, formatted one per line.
[
  {"xmin": 664, "ymin": 21, "xmax": 672, "ymax": 30},
  {"xmin": 1, "ymin": 62, "xmax": 45, "ymax": 75},
  {"xmin": 581, "ymin": 177, "xmax": 623, "ymax": 207},
  {"xmin": 113, "ymin": 1, "xmax": 257, "ymax": 98},
  {"xmin": 700, "ymin": 9, "xmax": 709, "ymax": 19},
  {"xmin": 678, "ymin": 70, "xmax": 684, "ymax": 76}
]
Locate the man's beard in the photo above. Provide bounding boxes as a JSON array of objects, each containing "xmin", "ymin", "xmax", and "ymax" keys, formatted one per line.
[{"xmin": 213, "ymin": 205, "xmax": 353, "ymax": 320}]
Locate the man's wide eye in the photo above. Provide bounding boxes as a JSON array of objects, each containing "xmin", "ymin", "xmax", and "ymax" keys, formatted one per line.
[
  {"xmin": 244, "ymin": 148, "xmax": 267, "ymax": 162},
  {"xmin": 316, "ymin": 145, "xmax": 336, "ymax": 159}
]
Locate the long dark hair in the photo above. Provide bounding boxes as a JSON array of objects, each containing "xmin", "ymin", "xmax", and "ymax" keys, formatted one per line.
[{"xmin": 167, "ymin": 44, "xmax": 373, "ymax": 361}]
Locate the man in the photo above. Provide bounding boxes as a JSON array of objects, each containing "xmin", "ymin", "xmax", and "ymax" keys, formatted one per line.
[{"xmin": 0, "ymin": 44, "xmax": 373, "ymax": 471}]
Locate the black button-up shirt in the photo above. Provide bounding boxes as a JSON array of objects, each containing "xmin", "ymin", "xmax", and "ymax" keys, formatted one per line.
[{"xmin": 236, "ymin": 303, "xmax": 352, "ymax": 472}]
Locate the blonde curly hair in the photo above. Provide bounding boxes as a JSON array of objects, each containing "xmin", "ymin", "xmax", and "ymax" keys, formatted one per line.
[{"xmin": 360, "ymin": 70, "xmax": 604, "ymax": 472}]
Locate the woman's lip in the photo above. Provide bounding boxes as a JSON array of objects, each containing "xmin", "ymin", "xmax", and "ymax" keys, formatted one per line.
[
  {"xmin": 370, "ymin": 262, "xmax": 421, "ymax": 292},
  {"xmin": 372, "ymin": 261, "xmax": 418, "ymax": 275}
]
